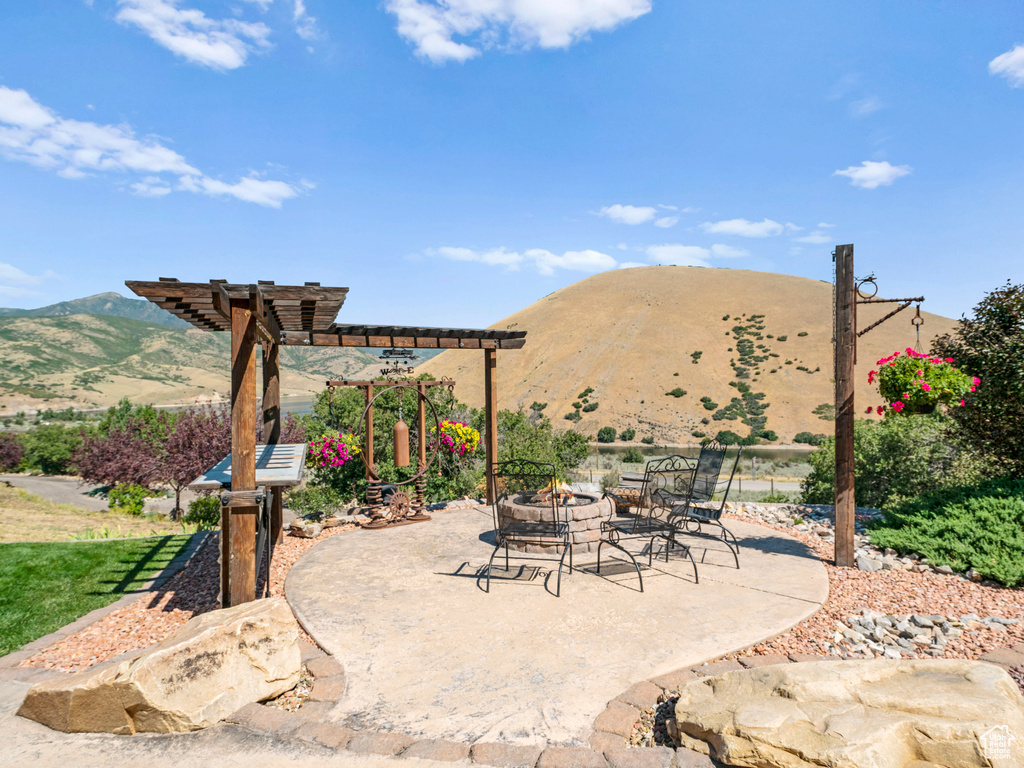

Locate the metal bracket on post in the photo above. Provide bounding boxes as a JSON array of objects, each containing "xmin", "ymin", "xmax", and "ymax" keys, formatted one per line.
[{"xmin": 220, "ymin": 490, "xmax": 265, "ymax": 508}]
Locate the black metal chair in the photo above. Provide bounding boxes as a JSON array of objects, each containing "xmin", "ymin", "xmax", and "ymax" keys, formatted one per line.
[
  {"xmin": 599, "ymin": 455, "xmax": 701, "ymax": 589},
  {"xmin": 673, "ymin": 441, "xmax": 743, "ymax": 568},
  {"xmin": 486, "ymin": 459, "xmax": 573, "ymax": 597}
]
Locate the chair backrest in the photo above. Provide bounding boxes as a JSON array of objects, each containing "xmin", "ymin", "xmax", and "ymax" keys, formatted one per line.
[
  {"xmin": 642, "ymin": 454, "xmax": 697, "ymax": 516},
  {"xmin": 490, "ymin": 458, "xmax": 559, "ymax": 528},
  {"xmin": 690, "ymin": 440, "xmax": 743, "ymax": 519}
]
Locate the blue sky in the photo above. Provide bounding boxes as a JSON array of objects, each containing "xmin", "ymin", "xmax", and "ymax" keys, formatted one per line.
[{"xmin": 0, "ymin": 1, "xmax": 1022, "ymax": 328}]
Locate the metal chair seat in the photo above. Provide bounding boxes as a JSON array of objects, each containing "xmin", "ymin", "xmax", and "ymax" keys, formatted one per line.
[{"xmin": 498, "ymin": 519, "xmax": 569, "ymax": 541}]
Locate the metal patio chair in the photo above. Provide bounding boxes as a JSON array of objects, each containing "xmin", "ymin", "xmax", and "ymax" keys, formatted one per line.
[
  {"xmin": 486, "ymin": 459, "xmax": 573, "ymax": 597},
  {"xmin": 673, "ymin": 440, "xmax": 743, "ymax": 568},
  {"xmin": 599, "ymin": 454, "xmax": 701, "ymax": 589}
]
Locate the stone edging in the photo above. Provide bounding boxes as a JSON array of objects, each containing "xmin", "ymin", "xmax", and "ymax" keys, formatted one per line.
[{"xmin": 0, "ymin": 530, "xmax": 215, "ymax": 681}]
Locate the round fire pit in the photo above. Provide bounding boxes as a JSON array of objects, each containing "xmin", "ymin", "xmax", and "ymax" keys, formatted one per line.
[{"xmin": 497, "ymin": 491, "xmax": 613, "ymax": 554}]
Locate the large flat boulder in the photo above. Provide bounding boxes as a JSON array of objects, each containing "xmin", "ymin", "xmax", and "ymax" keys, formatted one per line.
[
  {"xmin": 670, "ymin": 659, "xmax": 1024, "ymax": 768},
  {"xmin": 18, "ymin": 597, "xmax": 301, "ymax": 734}
]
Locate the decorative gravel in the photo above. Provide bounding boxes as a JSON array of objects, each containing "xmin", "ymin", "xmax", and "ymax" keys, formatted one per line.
[
  {"xmin": 723, "ymin": 504, "xmax": 1024, "ymax": 662},
  {"xmin": 263, "ymin": 664, "xmax": 314, "ymax": 712},
  {"xmin": 20, "ymin": 521, "xmax": 356, "ymax": 672}
]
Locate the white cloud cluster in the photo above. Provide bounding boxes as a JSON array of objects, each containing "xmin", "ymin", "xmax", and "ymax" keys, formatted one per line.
[
  {"xmin": 0, "ymin": 262, "xmax": 58, "ymax": 299},
  {"xmin": 700, "ymin": 218, "xmax": 784, "ymax": 238},
  {"xmin": 116, "ymin": 0, "xmax": 272, "ymax": 70},
  {"xmin": 599, "ymin": 203, "xmax": 656, "ymax": 225},
  {"xmin": 293, "ymin": 0, "xmax": 323, "ymax": 42},
  {"xmin": 834, "ymin": 160, "xmax": 912, "ymax": 189},
  {"xmin": 0, "ymin": 86, "xmax": 301, "ymax": 207},
  {"xmin": 385, "ymin": 0, "xmax": 652, "ymax": 63},
  {"xmin": 428, "ymin": 246, "xmax": 617, "ymax": 275},
  {"xmin": 990, "ymin": 44, "xmax": 1024, "ymax": 88}
]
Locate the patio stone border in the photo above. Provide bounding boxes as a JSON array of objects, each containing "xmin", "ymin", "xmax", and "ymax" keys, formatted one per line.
[{"xmin": 0, "ymin": 530, "xmax": 214, "ymax": 684}]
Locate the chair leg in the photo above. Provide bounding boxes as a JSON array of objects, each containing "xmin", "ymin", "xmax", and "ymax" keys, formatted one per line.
[
  {"xmin": 597, "ymin": 540, "xmax": 604, "ymax": 574},
  {"xmin": 555, "ymin": 545, "xmax": 570, "ymax": 597},
  {"xmin": 505, "ymin": 541, "xmax": 510, "ymax": 571},
  {"xmin": 568, "ymin": 539, "xmax": 574, "ymax": 573},
  {"xmin": 682, "ymin": 543, "xmax": 699, "ymax": 584},
  {"xmin": 485, "ymin": 542, "xmax": 502, "ymax": 593}
]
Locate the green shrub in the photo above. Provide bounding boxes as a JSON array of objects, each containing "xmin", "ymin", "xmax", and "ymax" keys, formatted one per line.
[
  {"xmin": 19, "ymin": 424, "xmax": 84, "ymax": 475},
  {"xmin": 665, "ymin": 388, "xmax": 687, "ymax": 398},
  {"xmin": 640, "ymin": 436, "xmax": 655, "ymax": 445},
  {"xmin": 701, "ymin": 398, "xmax": 718, "ymax": 411},
  {"xmin": 600, "ymin": 470, "xmax": 621, "ymax": 493},
  {"xmin": 691, "ymin": 351, "xmax": 702, "ymax": 363},
  {"xmin": 798, "ymin": 331, "xmax": 808, "ymax": 337},
  {"xmin": 183, "ymin": 495, "xmax": 221, "ymax": 530},
  {"xmin": 691, "ymin": 430, "xmax": 705, "ymax": 438},
  {"xmin": 800, "ymin": 414, "xmax": 964, "ymax": 508},
  {"xmin": 868, "ymin": 479, "xmax": 1024, "ymax": 586},
  {"xmin": 107, "ymin": 483, "xmax": 152, "ymax": 516},
  {"xmin": 715, "ymin": 430, "xmax": 742, "ymax": 445},
  {"xmin": 529, "ymin": 402, "xmax": 547, "ymax": 411},
  {"xmin": 621, "ymin": 447, "xmax": 644, "ymax": 464},
  {"xmin": 572, "ymin": 401, "xmax": 582, "ymax": 409},
  {"xmin": 597, "ymin": 427, "xmax": 616, "ymax": 443},
  {"xmin": 794, "ymin": 431, "xmax": 827, "ymax": 446},
  {"xmin": 287, "ymin": 485, "xmax": 348, "ymax": 519},
  {"xmin": 618, "ymin": 428, "xmax": 636, "ymax": 442},
  {"xmin": 812, "ymin": 403, "xmax": 835, "ymax": 421},
  {"xmin": 777, "ymin": 335, "xmax": 788, "ymax": 342},
  {"xmin": 577, "ymin": 387, "xmax": 594, "ymax": 399},
  {"xmin": 582, "ymin": 402, "xmax": 599, "ymax": 412},
  {"xmin": 564, "ymin": 411, "xmax": 581, "ymax": 422},
  {"xmin": 760, "ymin": 429, "xmax": 778, "ymax": 441}
]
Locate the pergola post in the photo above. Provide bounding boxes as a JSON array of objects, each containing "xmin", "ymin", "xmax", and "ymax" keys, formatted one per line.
[
  {"xmin": 484, "ymin": 348, "xmax": 498, "ymax": 504},
  {"xmin": 262, "ymin": 340, "xmax": 283, "ymax": 545},
  {"xmin": 834, "ymin": 244, "xmax": 856, "ymax": 568},
  {"xmin": 225, "ymin": 297, "xmax": 258, "ymax": 607}
]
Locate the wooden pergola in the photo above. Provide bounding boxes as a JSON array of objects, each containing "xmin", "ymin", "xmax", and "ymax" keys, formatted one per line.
[{"xmin": 126, "ymin": 278, "xmax": 526, "ymax": 607}]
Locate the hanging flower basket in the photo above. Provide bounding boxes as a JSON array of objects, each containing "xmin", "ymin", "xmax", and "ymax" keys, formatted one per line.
[
  {"xmin": 869, "ymin": 348, "xmax": 977, "ymax": 416},
  {"xmin": 307, "ymin": 432, "xmax": 361, "ymax": 469},
  {"xmin": 430, "ymin": 420, "xmax": 480, "ymax": 459}
]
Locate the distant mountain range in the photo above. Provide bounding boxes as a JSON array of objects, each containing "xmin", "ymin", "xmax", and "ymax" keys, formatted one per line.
[
  {"xmin": 0, "ymin": 292, "xmax": 445, "ymax": 413},
  {"xmin": 0, "ymin": 292, "xmax": 191, "ymax": 329}
]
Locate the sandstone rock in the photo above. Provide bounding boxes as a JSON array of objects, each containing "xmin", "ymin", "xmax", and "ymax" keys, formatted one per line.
[
  {"xmin": 18, "ymin": 597, "xmax": 301, "ymax": 734},
  {"xmin": 671, "ymin": 659, "xmax": 1024, "ymax": 768},
  {"xmin": 290, "ymin": 519, "xmax": 323, "ymax": 538}
]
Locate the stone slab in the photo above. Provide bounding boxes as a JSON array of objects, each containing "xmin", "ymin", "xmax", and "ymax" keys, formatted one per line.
[
  {"xmin": 471, "ymin": 742, "xmax": 544, "ymax": 768},
  {"xmin": 286, "ymin": 509, "xmax": 827, "ymax": 745},
  {"xmin": 537, "ymin": 747, "xmax": 608, "ymax": 768},
  {"xmin": 403, "ymin": 739, "xmax": 472, "ymax": 762},
  {"xmin": 603, "ymin": 747, "xmax": 674, "ymax": 768}
]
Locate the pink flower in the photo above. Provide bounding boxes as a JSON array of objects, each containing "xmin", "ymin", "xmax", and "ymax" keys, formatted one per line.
[
  {"xmin": 945, "ymin": 357, "xmax": 954, "ymax": 363},
  {"xmin": 876, "ymin": 405, "xmax": 885, "ymax": 415},
  {"xmin": 902, "ymin": 392, "xmax": 910, "ymax": 400},
  {"xmin": 916, "ymin": 370, "xmax": 924, "ymax": 376},
  {"xmin": 972, "ymin": 377, "xmax": 981, "ymax": 385},
  {"xmin": 960, "ymin": 400, "xmax": 965, "ymax": 406},
  {"xmin": 921, "ymin": 383, "xmax": 932, "ymax": 391},
  {"xmin": 891, "ymin": 401, "xmax": 905, "ymax": 412},
  {"xmin": 970, "ymin": 386, "xmax": 976, "ymax": 392}
]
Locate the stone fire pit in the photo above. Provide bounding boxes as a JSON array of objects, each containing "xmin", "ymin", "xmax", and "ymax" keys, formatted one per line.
[{"xmin": 497, "ymin": 492, "xmax": 613, "ymax": 554}]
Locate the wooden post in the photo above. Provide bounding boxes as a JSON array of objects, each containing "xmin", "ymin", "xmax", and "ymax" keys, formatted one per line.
[
  {"xmin": 484, "ymin": 348, "xmax": 498, "ymax": 504},
  {"xmin": 417, "ymin": 382, "xmax": 427, "ymax": 511},
  {"xmin": 224, "ymin": 298, "xmax": 258, "ymax": 607},
  {"xmin": 262, "ymin": 341, "xmax": 283, "ymax": 545},
  {"xmin": 834, "ymin": 244, "xmax": 856, "ymax": 568}
]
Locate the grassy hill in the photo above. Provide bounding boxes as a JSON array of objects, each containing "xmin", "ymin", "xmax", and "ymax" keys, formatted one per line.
[
  {"xmin": 0, "ymin": 314, "xmax": 377, "ymax": 412},
  {"xmin": 418, "ymin": 266, "xmax": 961, "ymax": 443},
  {"xmin": 0, "ymin": 292, "xmax": 190, "ymax": 329}
]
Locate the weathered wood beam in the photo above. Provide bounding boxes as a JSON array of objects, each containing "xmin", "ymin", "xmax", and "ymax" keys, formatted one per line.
[
  {"xmin": 484, "ymin": 348, "xmax": 498, "ymax": 505},
  {"xmin": 226, "ymin": 298, "xmax": 258, "ymax": 607},
  {"xmin": 834, "ymin": 244, "xmax": 856, "ymax": 569}
]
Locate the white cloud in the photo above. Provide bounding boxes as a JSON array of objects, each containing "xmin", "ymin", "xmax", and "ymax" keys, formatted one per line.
[
  {"xmin": 428, "ymin": 245, "xmax": 616, "ymax": 275},
  {"xmin": 654, "ymin": 216, "xmax": 678, "ymax": 228},
  {"xmin": 818, "ymin": 222, "xmax": 835, "ymax": 228},
  {"xmin": 617, "ymin": 261, "xmax": 647, "ymax": 269},
  {"xmin": 116, "ymin": 0, "xmax": 272, "ymax": 71},
  {"xmin": 658, "ymin": 204, "xmax": 677, "ymax": 211},
  {"xmin": 834, "ymin": 160, "xmax": 912, "ymax": 189},
  {"xmin": 700, "ymin": 218, "xmax": 784, "ymax": 238},
  {"xmin": 293, "ymin": 0, "xmax": 323, "ymax": 41},
  {"xmin": 385, "ymin": 0, "xmax": 652, "ymax": 64},
  {"xmin": 990, "ymin": 44, "xmax": 1024, "ymax": 87},
  {"xmin": 599, "ymin": 203, "xmax": 657, "ymax": 225},
  {"xmin": 645, "ymin": 244, "xmax": 710, "ymax": 267},
  {"xmin": 0, "ymin": 86, "xmax": 302, "ymax": 208},
  {"xmin": 850, "ymin": 96, "xmax": 883, "ymax": 117},
  {"xmin": 0, "ymin": 262, "xmax": 58, "ymax": 298},
  {"xmin": 795, "ymin": 230, "xmax": 832, "ymax": 244},
  {"xmin": 710, "ymin": 244, "xmax": 749, "ymax": 258}
]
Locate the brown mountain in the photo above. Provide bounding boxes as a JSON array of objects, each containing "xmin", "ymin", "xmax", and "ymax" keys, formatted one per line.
[{"xmin": 417, "ymin": 266, "xmax": 960, "ymax": 443}]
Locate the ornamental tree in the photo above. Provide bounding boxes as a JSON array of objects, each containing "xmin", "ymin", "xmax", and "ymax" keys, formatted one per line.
[
  {"xmin": 0, "ymin": 431, "xmax": 24, "ymax": 471},
  {"xmin": 932, "ymin": 280, "xmax": 1024, "ymax": 474},
  {"xmin": 162, "ymin": 403, "xmax": 231, "ymax": 516}
]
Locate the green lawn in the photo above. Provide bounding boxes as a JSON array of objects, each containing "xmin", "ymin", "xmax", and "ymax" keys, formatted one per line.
[{"xmin": 0, "ymin": 535, "xmax": 192, "ymax": 657}]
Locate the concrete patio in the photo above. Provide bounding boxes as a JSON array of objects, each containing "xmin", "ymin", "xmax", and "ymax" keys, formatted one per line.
[{"xmin": 286, "ymin": 506, "xmax": 828, "ymax": 746}]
